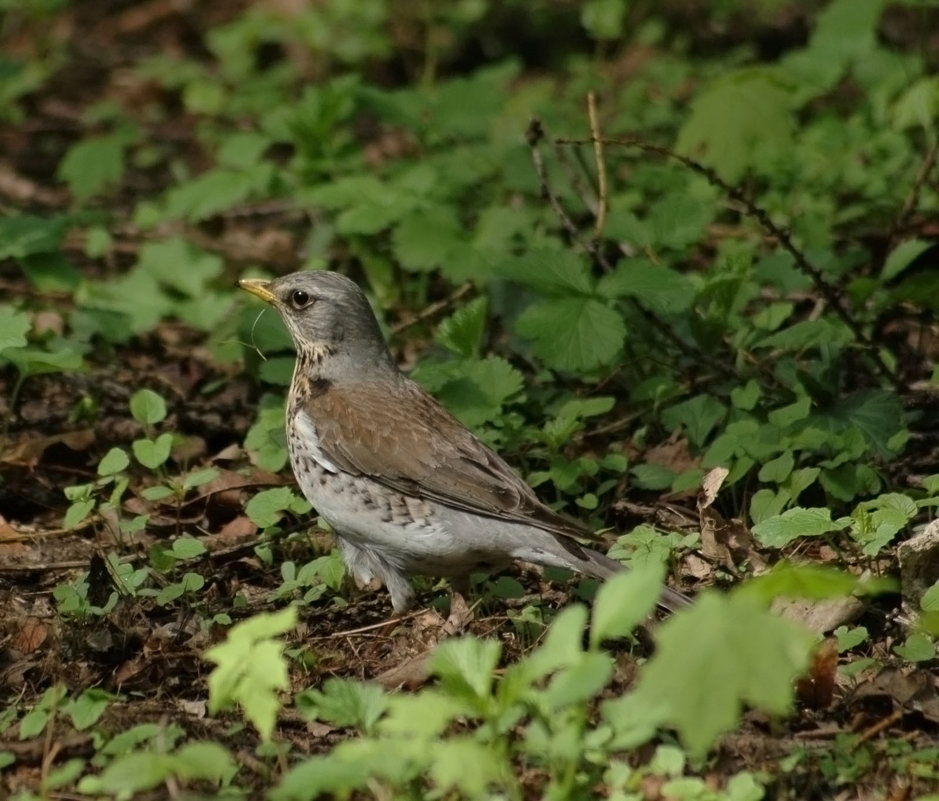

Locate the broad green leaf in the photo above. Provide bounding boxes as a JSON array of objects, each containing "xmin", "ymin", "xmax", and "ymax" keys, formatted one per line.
[
  {"xmin": 79, "ymin": 752, "xmax": 174, "ymax": 795},
  {"xmin": 57, "ymin": 129, "xmax": 133, "ymax": 201},
  {"xmin": 676, "ymin": 68, "xmax": 794, "ymax": 183},
  {"xmin": 503, "ymin": 250, "xmax": 594, "ymax": 295},
  {"xmin": 661, "ymin": 394, "xmax": 726, "ymax": 447},
  {"xmin": 428, "ymin": 636, "xmax": 501, "ymax": 707},
  {"xmin": 205, "ymin": 606, "xmax": 296, "ymax": 740},
  {"xmin": 97, "ymin": 447, "xmax": 129, "ymax": 476},
  {"xmin": 893, "ymin": 633, "xmax": 936, "ymax": 662},
  {"xmin": 435, "ymin": 296, "xmax": 488, "ymax": 358},
  {"xmin": 751, "ymin": 507, "xmax": 849, "ymax": 548},
  {"xmin": 129, "ymin": 389, "xmax": 167, "ymax": 425},
  {"xmin": 590, "ymin": 562, "xmax": 666, "ymax": 648},
  {"xmin": 246, "ymin": 487, "xmax": 304, "ymax": 529},
  {"xmin": 132, "ymin": 433, "xmax": 173, "ymax": 469},
  {"xmin": 0, "ymin": 214, "xmax": 67, "ymax": 260},
  {"xmin": 597, "ymin": 259, "xmax": 696, "ymax": 315},
  {"xmin": 429, "ymin": 737, "xmax": 509, "ymax": 797},
  {"xmin": 392, "ymin": 207, "xmax": 465, "ymax": 273},
  {"xmin": 581, "ymin": 0, "xmax": 627, "ymax": 40},
  {"xmin": 174, "ymin": 741, "xmax": 237, "ymax": 783},
  {"xmin": 296, "ymin": 678, "xmax": 387, "ymax": 733},
  {"xmin": 516, "ymin": 297, "xmax": 625, "ymax": 372},
  {"xmin": 739, "ymin": 563, "xmax": 860, "ymax": 603},
  {"xmin": 64, "ymin": 500, "xmax": 95, "ymax": 529},
  {"xmin": 136, "ymin": 238, "xmax": 224, "ymax": 297},
  {"xmin": 64, "ymin": 689, "xmax": 114, "ymax": 730},
  {"xmin": 882, "ymin": 238, "xmax": 932, "ymax": 281},
  {"xmin": 171, "ymin": 537, "xmax": 207, "ymax": 559},
  {"xmin": 631, "ymin": 591, "xmax": 814, "ymax": 756},
  {"xmin": 0, "ymin": 306, "xmax": 30, "ymax": 353}
]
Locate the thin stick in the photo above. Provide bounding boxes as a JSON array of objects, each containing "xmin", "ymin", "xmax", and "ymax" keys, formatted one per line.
[
  {"xmin": 390, "ymin": 282, "xmax": 474, "ymax": 335},
  {"xmin": 587, "ymin": 92, "xmax": 608, "ymax": 241},
  {"xmin": 559, "ymin": 134, "xmax": 903, "ymax": 391}
]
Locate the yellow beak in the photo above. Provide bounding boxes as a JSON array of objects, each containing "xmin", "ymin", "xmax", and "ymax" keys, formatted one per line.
[{"xmin": 238, "ymin": 278, "xmax": 276, "ymax": 304}]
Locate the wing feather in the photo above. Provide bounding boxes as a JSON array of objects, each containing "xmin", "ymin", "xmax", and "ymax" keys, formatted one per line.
[{"xmin": 304, "ymin": 377, "xmax": 600, "ymax": 546}]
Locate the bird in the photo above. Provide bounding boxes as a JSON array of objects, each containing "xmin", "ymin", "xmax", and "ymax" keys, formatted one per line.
[{"xmin": 238, "ymin": 270, "xmax": 691, "ymax": 619}]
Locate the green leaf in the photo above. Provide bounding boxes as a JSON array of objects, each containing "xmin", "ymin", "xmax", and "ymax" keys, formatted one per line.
[
  {"xmin": 516, "ymin": 297, "xmax": 625, "ymax": 372},
  {"xmin": 392, "ymin": 207, "xmax": 465, "ymax": 273},
  {"xmin": 922, "ymin": 581, "xmax": 939, "ymax": 612},
  {"xmin": 631, "ymin": 591, "xmax": 814, "ymax": 756},
  {"xmin": 137, "ymin": 238, "xmax": 224, "ymax": 297},
  {"xmin": 0, "ymin": 214, "xmax": 67, "ymax": 260},
  {"xmin": 0, "ymin": 306, "xmax": 30, "ymax": 353},
  {"xmin": 740, "ymin": 563, "xmax": 860, "ymax": 603},
  {"xmin": 751, "ymin": 507, "xmax": 849, "ymax": 548},
  {"xmin": 893, "ymin": 633, "xmax": 936, "ymax": 662},
  {"xmin": 297, "ymin": 678, "xmax": 387, "ymax": 733},
  {"xmin": 428, "ymin": 636, "xmax": 501, "ymax": 707},
  {"xmin": 79, "ymin": 752, "xmax": 174, "ymax": 796},
  {"xmin": 436, "ymin": 296, "xmax": 488, "ymax": 358},
  {"xmin": 129, "ymin": 389, "xmax": 167, "ymax": 425},
  {"xmin": 57, "ymin": 129, "xmax": 132, "ymax": 202},
  {"xmin": 597, "ymin": 259, "xmax": 696, "ymax": 315},
  {"xmin": 182, "ymin": 467, "xmax": 219, "ymax": 490},
  {"xmin": 503, "ymin": 250, "xmax": 595, "ymax": 295},
  {"xmin": 173, "ymin": 741, "xmax": 237, "ymax": 783},
  {"xmin": 64, "ymin": 688, "xmax": 114, "ymax": 730},
  {"xmin": 581, "ymin": 0, "xmax": 627, "ymax": 40},
  {"xmin": 661, "ymin": 395, "xmax": 726, "ymax": 448},
  {"xmin": 590, "ymin": 562, "xmax": 666, "ymax": 648},
  {"xmin": 882, "ymin": 238, "xmax": 932, "ymax": 281},
  {"xmin": 676, "ymin": 68, "xmax": 794, "ymax": 183},
  {"xmin": 97, "ymin": 447, "xmax": 130, "ymax": 476},
  {"xmin": 171, "ymin": 537, "xmax": 207, "ymax": 559},
  {"xmin": 205, "ymin": 606, "xmax": 297, "ymax": 740},
  {"xmin": 246, "ymin": 487, "xmax": 305, "ymax": 529},
  {"xmin": 132, "ymin": 433, "xmax": 173, "ymax": 469},
  {"xmin": 64, "ymin": 500, "xmax": 95, "ymax": 529}
]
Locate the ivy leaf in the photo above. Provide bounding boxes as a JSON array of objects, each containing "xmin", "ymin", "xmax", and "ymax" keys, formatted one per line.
[{"xmin": 515, "ymin": 297, "xmax": 625, "ymax": 372}]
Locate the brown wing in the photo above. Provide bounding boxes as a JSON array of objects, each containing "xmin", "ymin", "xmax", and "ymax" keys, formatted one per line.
[{"xmin": 306, "ymin": 377, "xmax": 600, "ymax": 544}]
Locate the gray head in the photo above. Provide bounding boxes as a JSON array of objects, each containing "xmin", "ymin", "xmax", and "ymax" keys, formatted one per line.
[{"xmin": 239, "ymin": 271, "xmax": 396, "ymax": 378}]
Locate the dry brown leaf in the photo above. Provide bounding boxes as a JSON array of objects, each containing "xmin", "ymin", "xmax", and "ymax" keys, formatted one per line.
[
  {"xmin": 796, "ymin": 637, "xmax": 839, "ymax": 709},
  {"xmin": 0, "ymin": 429, "xmax": 95, "ymax": 467},
  {"xmin": 11, "ymin": 618, "xmax": 49, "ymax": 654}
]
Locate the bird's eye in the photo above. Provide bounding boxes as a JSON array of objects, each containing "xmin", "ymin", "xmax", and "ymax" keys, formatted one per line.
[{"xmin": 290, "ymin": 289, "xmax": 312, "ymax": 309}]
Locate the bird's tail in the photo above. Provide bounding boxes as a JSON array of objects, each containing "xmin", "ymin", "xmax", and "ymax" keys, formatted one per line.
[{"xmin": 568, "ymin": 543, "xmax": 692, "ymax": 614}]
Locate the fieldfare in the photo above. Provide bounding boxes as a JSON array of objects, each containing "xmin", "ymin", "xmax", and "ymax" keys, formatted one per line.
[{"xmin": 239, "ymin": 271, "xmax": 690, "ymax": 616}]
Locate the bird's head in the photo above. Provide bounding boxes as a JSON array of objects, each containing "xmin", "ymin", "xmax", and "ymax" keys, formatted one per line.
[{"xmin": 238, "ymin": 271, "xmax": 395, "ymax": 377}]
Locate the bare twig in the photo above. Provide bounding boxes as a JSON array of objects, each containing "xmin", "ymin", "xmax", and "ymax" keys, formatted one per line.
[
  {"xmin": 890, "ymin": 141, "xmax": 938, "ymax": 241},
  {"xmin": 390, "ymin": 282, "xmax": 474, "ymax": 335},
  {"xmin": 587, "ymin": 92, "xmax": 608, "ymax": 242},
  {"xmin": 557, "ymin": 134, "xmax": 903, "ymax": 391},
  {"xmin": 526, "ymin": 119, "xmax": 736, "ymax": 380}
]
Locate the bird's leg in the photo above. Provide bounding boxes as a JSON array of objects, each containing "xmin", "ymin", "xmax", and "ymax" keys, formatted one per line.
[{"xmin": 442, "ymin": 575, "xmax": 475, "ymax": 635}]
